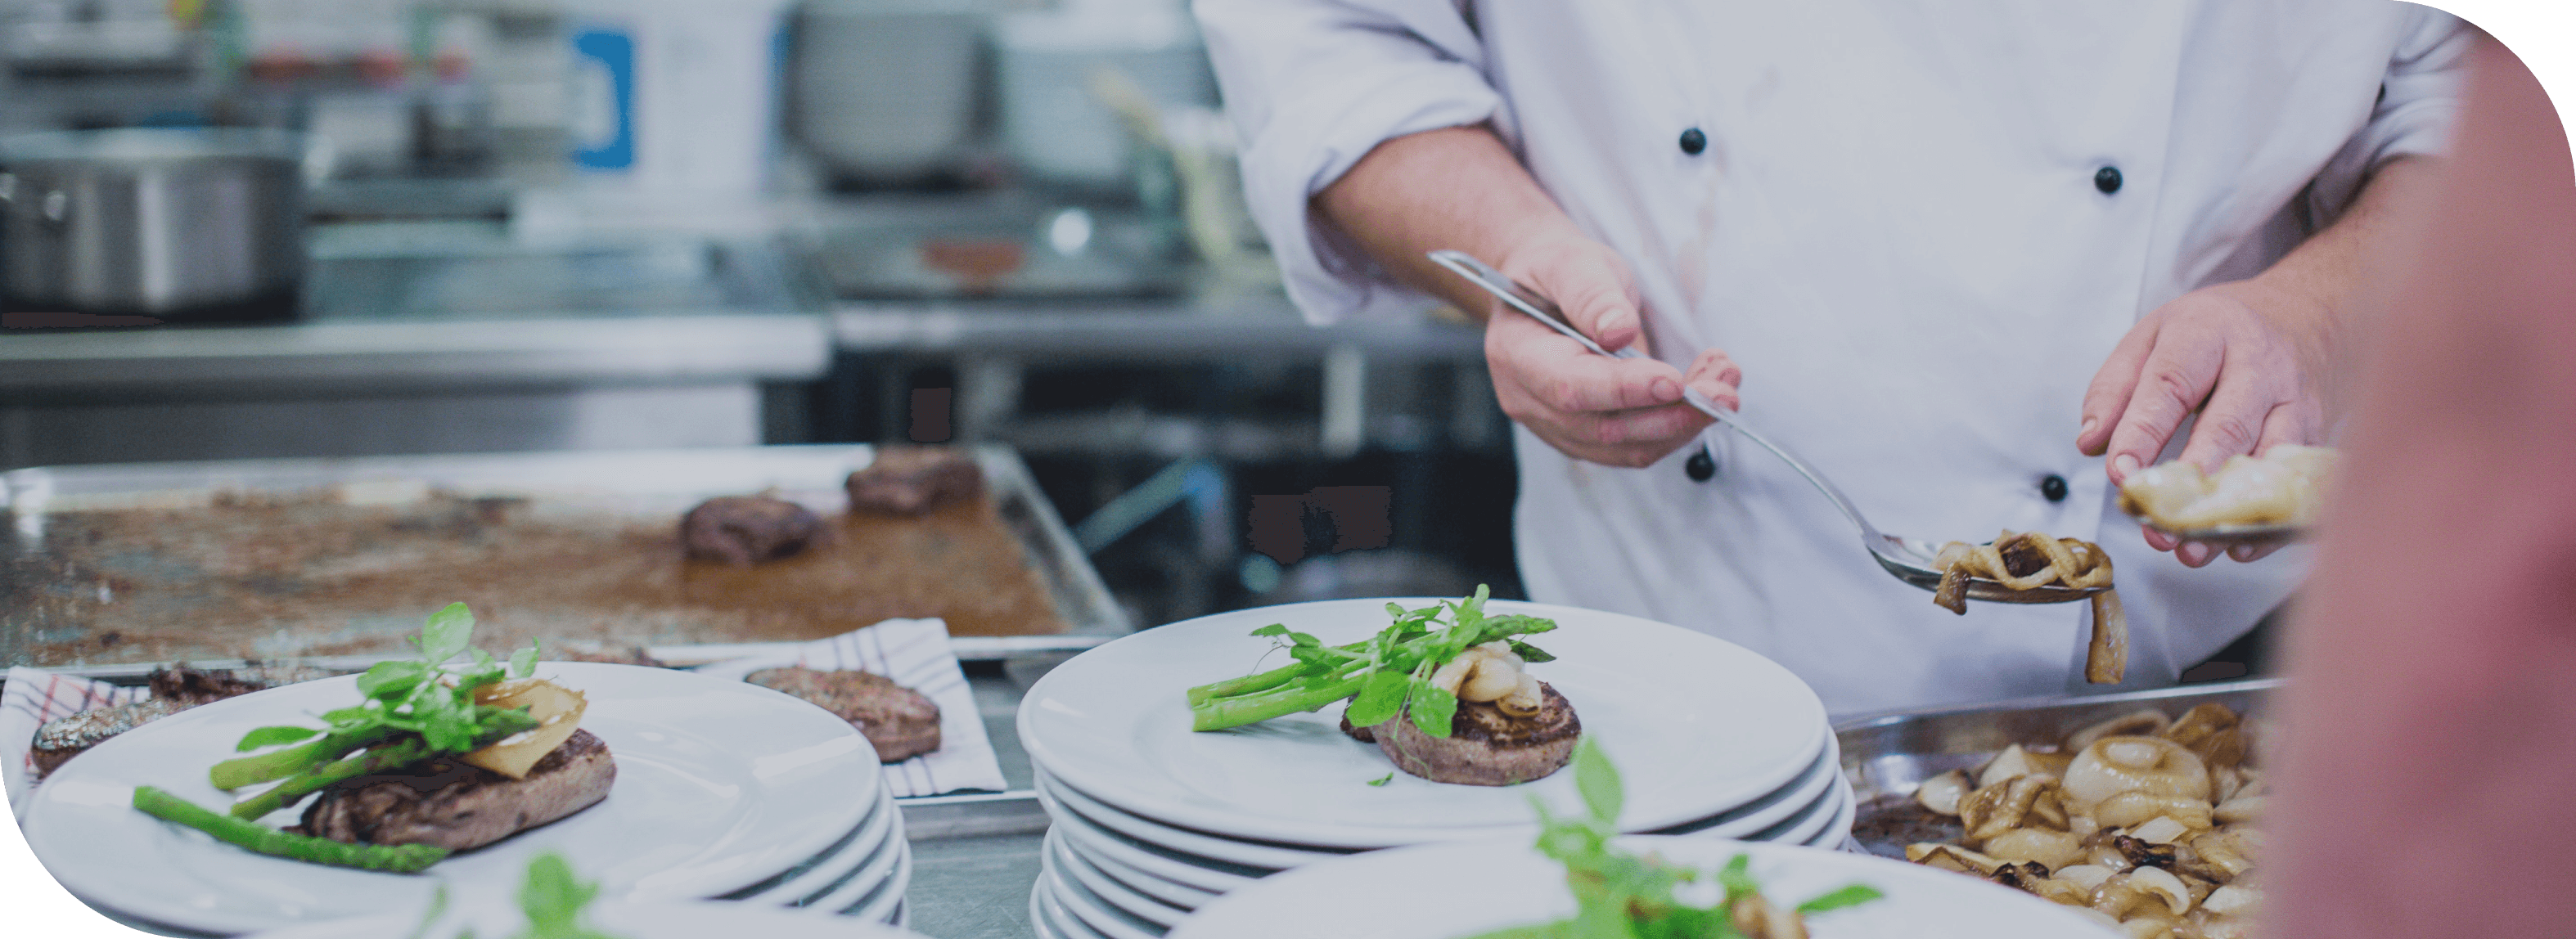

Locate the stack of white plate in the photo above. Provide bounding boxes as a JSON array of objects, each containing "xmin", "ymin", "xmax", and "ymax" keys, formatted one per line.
[
  {"xmin": 249, "ymin": 897, "xmax": 931, "ymax": 939},
  {"xmin": 1163, "ymin": 837, "xmax": 2119, "ymax": 939},
  {"xmin": 1016, "ymin": 599, "xmax": 1853, "ymax": 939},
  {"xmin": 20, "ymin": 663, "xmax": 912, "ymax": 934}
]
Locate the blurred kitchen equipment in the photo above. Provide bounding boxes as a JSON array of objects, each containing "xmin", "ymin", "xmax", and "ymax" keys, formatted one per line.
[
  {"xmin": 0, "ymin": 128, "xmax": 309, "ymax": 322},
  {"xmin": 556, "ymin": 0, "xmax": 792, "ymax": 197},
  {"xmin": 2, "ymin": 0, "xmax": 195, "ymax": 76},
  {"xmin": 790, "ymin": 1, "xmax": 985, "ymax": 186},
  {"xmin": 993, "ymin": 0, "xmax": 1214, "ymax": 191},
  {"xmin": 1087, "ymin": 70, "xmax": 1268, "ymax": 283}
]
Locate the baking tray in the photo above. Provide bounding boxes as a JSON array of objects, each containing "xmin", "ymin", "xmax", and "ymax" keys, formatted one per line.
[
  {"xmin": 0, "ymin": 444, "xmax": 1131, "ymax": 672},
  {"xmin": 1833, "ymin": 678, "xmax": 2278, "ymax": 860}
]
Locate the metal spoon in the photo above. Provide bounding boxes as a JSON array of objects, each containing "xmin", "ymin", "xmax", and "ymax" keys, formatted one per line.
[{"xmin": 1427, "ymin": 249, "xmax": 2105, "ymax": 604}]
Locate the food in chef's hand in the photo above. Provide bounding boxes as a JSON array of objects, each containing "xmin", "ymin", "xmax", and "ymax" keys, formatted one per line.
[
  {"xmin": 745, "ymin": 666, "xmax": 942, "ymax": 762},
  {"xmin": 844, "ymin": 445, "xmax": 984, "ymax": 515},
  {"xmin": 1931, "ymin": 531, "xmax": 2128, "ymax": 684},
  {"xmin": 1902, "ymin": 703, "xmax": 2268, "ymax": 939},
  {"xmin": 133, "ymin": 603, "xmax": 612, "ymax": 872},
  {"xmin": 34, "ymin": 663, "xmax": 349, "ymax": 780},
  {"xmin": 1457, "ymin": 739, "xmax": 1882, "ymax": 939},
  {"xmin": 1188, "ymin": 586, "xmax": 1575, "ymax": 785},
  {"xmin": 2119, "ymin": 444, "xmax": 2336, "ymax": 532},
  {"xmin": 679, "ymin": 495, "xmax": 828, "ymax": 565}
]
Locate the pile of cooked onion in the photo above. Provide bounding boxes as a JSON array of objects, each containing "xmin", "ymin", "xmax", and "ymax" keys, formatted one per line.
[{"xmin": 1904, "ymin": 703, "xmax": 2267, "ymax": 939}]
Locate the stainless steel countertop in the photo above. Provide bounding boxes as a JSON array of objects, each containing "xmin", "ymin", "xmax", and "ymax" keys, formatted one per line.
[
  {"xmin": 833, "ymin": 294, "xmax": 1484, "ymax": 361},
  {"xmin": 0, "ymin": 313, "xmax": 832, "ymax": 397},
  {"xmin": 894, "ymin": 660, "xmax": 1061, "ymax": 939}
]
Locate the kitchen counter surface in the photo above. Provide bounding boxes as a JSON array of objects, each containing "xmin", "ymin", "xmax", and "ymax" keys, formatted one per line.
[{"xmin": 833, "ymin": 292, "xmax": 1484, "ymax": 361}]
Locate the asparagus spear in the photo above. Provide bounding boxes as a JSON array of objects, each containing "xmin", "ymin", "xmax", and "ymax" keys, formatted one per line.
[
  {"xmin": 1186, "ymin": 586, "xmax": 1558, "ymax": 736},
  {"xmin": 230, "ymin": 710, "xmax": 538, "ymax": 820},
  {"xmin": 133, "ymin": 786, "xmax": 449, "ymax": 874},
  {"xmin": 211, "ymin": 724, "xmax": 398, "ymax": 791}
]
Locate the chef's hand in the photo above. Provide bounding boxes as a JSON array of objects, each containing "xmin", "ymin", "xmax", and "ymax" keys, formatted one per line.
[
  {"xmin": 2077, "ymin": 278, "xmax": 2325, "ymax": 567},
  {"xmin": 1486, "ymin": 236, "xmax": 1741, "ymax": 468}
]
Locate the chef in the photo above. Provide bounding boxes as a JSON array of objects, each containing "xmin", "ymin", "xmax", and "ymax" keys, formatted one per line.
[{"xmin": 1195, "ymin": 1, "xmax": 2473, "ymax": 714}]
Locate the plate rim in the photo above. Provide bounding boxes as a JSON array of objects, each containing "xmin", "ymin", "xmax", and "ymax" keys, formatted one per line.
[
  {"xmin": 1047, "ymin": 827, "xmax": 1191, "ymax": 928},
  {"xmin": 1164, "ymin": 834, "xmax": 2122, "ymax": 939},
  {"xmin": 23, "ymin": 662, "xmax": 882, "ymax": 935},
  {"xmin": 1020, "ymin": 598, "xmax": 1830, "ymax": 847},
  {"xmin": 1038, "ymin": 786, "xmax": 1264, "ymax": 894}
]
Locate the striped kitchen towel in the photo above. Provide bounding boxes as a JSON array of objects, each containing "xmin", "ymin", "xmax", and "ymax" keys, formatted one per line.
[
  {"xmin": 2, "ymin": 667, "xmax": 146, "ymax": 818},
  {"xmin": 691, "ymin": 618, "xmax": 1007, "ymax": 798}
]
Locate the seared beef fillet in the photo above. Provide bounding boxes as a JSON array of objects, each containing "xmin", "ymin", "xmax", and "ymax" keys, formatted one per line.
[
  {"xmin": 1368, "ymin": 681, "xmax": 1580, "ymax": 786},
  {"xmin": 681, "ymin": 496, "xmax": 828, "ymax": 566},
  {"xmin": 1339, "ymin": 712, "xmax": 1376, "ymax": 744},
  {"xmin": 843, "ymin": 447, "xmax": 983, "ymax": 516},
  {"xmin": 31, "ymin": 699, "xmax": 188, "ymax": 778},
  {"xmin": 33, "ymin": 663, "xmax": 345, "ymax": 780},
  {"xmin": 745, "ymin": 667, "xmax": 941, "ymax": 762},
  {"xmin": 290, "ymin": 730, "xmax": 615, "ymax": 851}
]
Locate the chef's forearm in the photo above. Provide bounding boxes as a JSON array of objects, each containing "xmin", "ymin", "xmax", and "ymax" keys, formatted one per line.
[
  {"xmin": 1313, "ymin": 125, "xmax": 1586, "ymax": 322},
  {"xmin": 2249, "ymin": 155, "xmax": 2443, "ymax": 372}
]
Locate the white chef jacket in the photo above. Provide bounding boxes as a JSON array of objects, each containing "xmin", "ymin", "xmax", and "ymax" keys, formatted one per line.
[{"xmin": 1196, "ymin": 0, "xmax": 2470, "ymax": 717}]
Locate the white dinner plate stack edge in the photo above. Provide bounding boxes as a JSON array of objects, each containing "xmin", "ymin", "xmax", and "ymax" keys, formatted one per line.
[
  {"xmin": 1161, "ymin": 837, "xmax": 2121, "ymax": 939},
  {"xmin": 20, "ymin": 663, "xmax": 911, "ymax": 935},
  {"xmin": 1016, "ymin": 598, "xmax": 1853, "ymax": 939}
]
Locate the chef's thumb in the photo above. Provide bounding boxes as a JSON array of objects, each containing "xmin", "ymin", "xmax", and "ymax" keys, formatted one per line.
[{"xmin": 1532, "ymin": 260, "xmax": 1643, "ymax": 354}]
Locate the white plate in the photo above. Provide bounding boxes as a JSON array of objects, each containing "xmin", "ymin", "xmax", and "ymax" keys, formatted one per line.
[
  {"xmin": 1805, "ymin": 777, "xmax": 1858, "ymax": 848},
  {"xmin": 1020, "ymin": 599, "xmax": 1828, "ymax": 847},
  {"xmin": 1762, "ymin": 771, "xmax": 1844, "ymax": 843},
  {"xmin": 729, "ymin": 784, "xmax": 897, "ymax": 905},
  {"xmin": 834, "ymin": 838, "xmax": 912, "ymax": 922},
  {"xmin": 1040, "ymin": 771, "xmax": 1349, "ymax": 869},
  {"xmin": 245, "ymin": 898, "xmax": 924, "ymax": 939},
  {"xmin": 1050, "ymin": 827, "xmax": 1191, "ymax": 927},
  {"xmin": 1034, "ymin": 878, "xmax": 1105, "ymax": 939},
  {"xmin": 1165, "ymin": 837, "xmax": 2120, "ymax": 939},
  {"xmin": 24, "ymin": 663, "xmax": 882, "ymax": 936},
  {"xmin": 781, "ymin": 797, "xmax": 907, "ymax": 913},
  {"xmin": 1045, "ymin": 849, "xmax": 1168, "ymax": 939},
  {"xmin": 1041, "ymin": 788, "xmax": 1266, "ymax": 895},
  {"xmin": 1655, "ymin": 732, "xmax": 1840, "ymax": 839},
  {"xmin": 1056, "ymin": 820, "xmax": 1223, "ymax": 911}
]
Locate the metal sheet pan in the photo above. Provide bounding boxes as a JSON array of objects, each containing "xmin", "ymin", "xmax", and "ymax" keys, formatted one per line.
[
  {"xmin": 1833, "ymin": 678, "xmax": 2277, "ymax": 859},
  {"xmin": 1, "ymin": 444, "xmax": 1131, "ymax": 667}
]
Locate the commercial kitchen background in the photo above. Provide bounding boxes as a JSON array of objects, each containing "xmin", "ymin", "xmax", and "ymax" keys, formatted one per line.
[{"xmin": 0, "ymin": 0, "xmax": 1521, "ymax": 631}]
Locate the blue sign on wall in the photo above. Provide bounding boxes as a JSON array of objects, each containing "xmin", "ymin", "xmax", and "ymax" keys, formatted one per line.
[{"xmin": 570, "ymin": 27, "xmax": 636, "ymax": 172}]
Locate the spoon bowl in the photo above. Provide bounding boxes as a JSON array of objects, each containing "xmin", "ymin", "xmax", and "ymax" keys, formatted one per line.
[{"xmin": 1430, "ymin": 249, "xmax": 2106, "ymax": 606}]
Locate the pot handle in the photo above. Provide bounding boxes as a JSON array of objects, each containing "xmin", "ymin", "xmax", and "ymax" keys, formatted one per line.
[{"xmin": 0, "ymin": 174, "xmax": 69, "ymax": 227}]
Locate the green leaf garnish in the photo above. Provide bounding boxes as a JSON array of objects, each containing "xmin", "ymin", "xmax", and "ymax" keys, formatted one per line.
[
  {"xmin": 1574, "ymin": 737, "xmax": 1623, "ymax": 826},
  {"xmin": 420, "ymin": 602, "xmax": 475, "ymax": 664},
  {"xmin": 234, "ymin": 726, "xmax": 322, "ymax": 752},
  {"xmin": 1407, "ymin": 680, "xmax": 1459, "ymax": 739},
  {"xmin": 1795, "ymin": 883, "xmax": 1885, "ymax": 914},
  {"xmin": 1367, "ymin": 773, "xmax": 1394, "ymax": 787}
]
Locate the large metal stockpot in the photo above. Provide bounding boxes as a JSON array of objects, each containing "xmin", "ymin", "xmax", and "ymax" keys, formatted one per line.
[{"xmin": 0, "ymin": 128, "xmax": 308, "ymax": 321}]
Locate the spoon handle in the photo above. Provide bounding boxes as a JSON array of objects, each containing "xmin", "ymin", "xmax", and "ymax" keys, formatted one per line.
[{"xmin": 1427, "ymin": 249, "xmax": 1882, "ymax": 541}]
